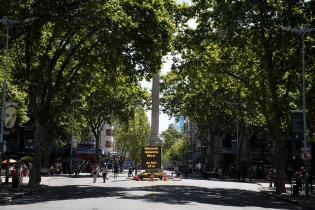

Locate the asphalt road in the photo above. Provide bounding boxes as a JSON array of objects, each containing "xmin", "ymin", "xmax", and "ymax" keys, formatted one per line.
[{"xmin": 0, "ymin": 172, "xmax": 306, "ymax": 210}]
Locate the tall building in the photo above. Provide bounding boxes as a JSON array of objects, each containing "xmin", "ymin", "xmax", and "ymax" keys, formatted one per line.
[
  {"xmin": 90, "ymin": 123, "xmax": 114, "ymax": 156},
  {"xmin": 174, "ymin": 116, "xmax": 185, "ymax": 132},
  {"xmin": 76, "ymin": 123, "xmax": 114, "ymax": 160}
]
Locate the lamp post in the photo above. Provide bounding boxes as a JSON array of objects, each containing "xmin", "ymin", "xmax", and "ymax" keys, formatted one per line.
[
  {"xmin": 226, "ymin": 101, "xmax": 241, "ymax": 180},
  {"xmin": 280, "ymin": 24, "xmax": 315, "ymax": 197},
  {"xmin": 70, "ymin": 103, "xmax": 74, "ymax": 176},
  {"xmin": 0, "ymin": 16, "xmax": 36, "ymax": 184},
  {"xmin": 235, "ymin": 102, "xmax": 241, "ymax": 181},
  {"xmin": 0, "ymin": 16, "xmax": 19, "ymax": 184}
]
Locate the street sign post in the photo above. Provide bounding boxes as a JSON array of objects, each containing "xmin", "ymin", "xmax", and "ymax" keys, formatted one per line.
[{"xmin": 301, "ymin": 148, "xmax": 312, "ymax": 161}]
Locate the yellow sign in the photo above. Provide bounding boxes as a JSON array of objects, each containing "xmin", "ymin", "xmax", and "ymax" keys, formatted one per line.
[{"xmin": 142, "ymin": 146, "xmax": 161, "ymax": 169}]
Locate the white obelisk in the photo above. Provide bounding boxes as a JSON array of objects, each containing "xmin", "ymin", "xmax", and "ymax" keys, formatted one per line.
[{"xmin": 149, "ymin": 73, "xmax": 160, "ymax": 145}]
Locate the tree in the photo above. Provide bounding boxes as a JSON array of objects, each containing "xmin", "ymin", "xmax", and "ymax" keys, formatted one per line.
[
  {"xmin": 161, "ymin": 0, "xmax": 314, "ymax": 193},
  {"xmin": 1, "ymin": 0, "xmax": 175, "ymax": 187},
  {"xmin": 161, "ymin": 128, "xmax": 190, "ymax": 165},
  {"xmin": 161, "ymin": 127, "xmax": 189, "ymax": 166},
  {"xmin": 114, "ymin": 108, "xmax": 150, "ymax": 163},
  {"xmin": 81, "ymin": 72, "xmax": 148, "ymax": 163}
]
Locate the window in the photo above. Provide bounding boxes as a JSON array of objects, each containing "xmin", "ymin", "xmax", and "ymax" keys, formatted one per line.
[{"xmin": 106, "ymin": 129, "xmax": 112, "ymax": 136}]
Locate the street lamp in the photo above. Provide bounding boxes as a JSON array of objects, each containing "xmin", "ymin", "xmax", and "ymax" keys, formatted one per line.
[
  {"xmin": 226, "ymin": 101, "xmax": 241, "ymax": 181},
  {"xmin": 0, "ymin": 16, "xmax": 36, "ymax": 184},
  {"xmin": 279, "ymin": 24, "xmax": 315, "ymax": 197},
  {"xmin": 0, "ymin": 16, "xmax": 19, "ymax": 184}
]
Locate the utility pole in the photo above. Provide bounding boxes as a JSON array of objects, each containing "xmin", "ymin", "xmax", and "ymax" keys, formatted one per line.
[
  {"xmin": 280, "ymin": 24, "xmax": 315, "ymax": 197},
  {"xmin": 226, "ymin": 101, "xmax": 241, "ymax": 181},
  {"xmin": 0, "ymin": 16, "xmax": 19, "ymax": 184}
]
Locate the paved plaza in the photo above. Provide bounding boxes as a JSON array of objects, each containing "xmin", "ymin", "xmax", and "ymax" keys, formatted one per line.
[{"xmin": 0, "ymin": 171, "xmax": 314, "ymax": 210}]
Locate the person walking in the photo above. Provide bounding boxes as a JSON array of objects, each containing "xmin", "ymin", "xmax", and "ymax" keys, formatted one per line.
[
  {"xmin": 101, "ymin": 164, "xmax": 109, "ymax": 183},
  {"xmin": 92, "ymin": 164, "xmax": 100, "ymax": 183},
  {"xmin": 113, "ymin": 163, "xmax": 119, "ymax": 179},
  {"xmin": 134, "ymin": 163, "xmax": 138, "ymax": 176},
  {"xmin": 267, "ymin": 169, "xmax": 274, "ymax": 187},
  {"xmin": 128, "ymin": 166, "xmax": 133, "ymax": 177},
  {"xmin": 294, "ymin": 171, "xmax": 302, "ymax": 191}
]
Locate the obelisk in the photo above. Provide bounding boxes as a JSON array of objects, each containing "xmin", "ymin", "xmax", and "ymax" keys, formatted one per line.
[{"xmin": 149, "ymin": 73, "xmax": 160, "ymax": 145}]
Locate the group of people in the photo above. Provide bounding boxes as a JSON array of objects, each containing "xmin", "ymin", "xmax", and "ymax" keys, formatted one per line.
[
  {"xmin": 127, "ymin": 164, "xmax": 139, "ymax": 177},
  {"xmin": 90, "ymin": 163, "xmax": 113, "ymax": 183},
  {"xmin": 49, "ymin": 161, "xmax": 63, "ymax": 175},
  {"xmin": 8, "ymin": 161, "xmax": 32, "ymax": 188},
  {"xmin": 290, "ymin": 167, "xmax": 313, "ymax": 193},
  {"xmin": 266, "ymin": 166, "xmax": 313, "ymax": 194}
]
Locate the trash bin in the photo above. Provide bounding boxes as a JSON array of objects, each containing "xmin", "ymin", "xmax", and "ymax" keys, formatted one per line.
[{"xmin": 292, "ymin": 184, "xmax": 299, "ymax": 195}]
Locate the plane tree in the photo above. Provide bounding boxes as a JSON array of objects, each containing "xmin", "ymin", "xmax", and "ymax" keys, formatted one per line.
[
  {"xmin": 1, "ymin": 0, "xmax": 175, "ymax": 186},
  {"xmin": 114, "ymin": 108, "xmax": 150, "ymax": 164},
  {"xmin": 161, "ymin": 0, "xmax": 314, "ymax": 193}
]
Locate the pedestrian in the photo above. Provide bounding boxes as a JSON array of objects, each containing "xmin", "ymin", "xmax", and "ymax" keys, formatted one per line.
[
  {"xmin": 287, "ymin": 167, "xmax": 293, "ymax": 185},
  {"xmin": 113, "ymin": 164, "xmax": 119, "ymax": 179},
  {"xmin": 134, "ymin": 163, "xmax": 138, "ymax": 176},
  {"xmin": 267, "ymin": 169, "xmax": 274, "ymax": 187},
  {"xmin": 308, "ymin": 171, "xmax": 313, "ymax": 193},
  {"xmin": 294, "ymin": 171, "xmax": 302, "ymax": 191},
  {"xmin": 28, "ymin": 162, "xmax": 32, "ymax": 177},
  {"xmin": 101, "ymin": 164, "xmax": 108, "ymax": 183},
  {"xmin": 128, "ymin": 166, "xmax": 133, "ymax": 177},
  {"xmin": 92, "ymin": 164, "xmax": 100, "ymax": 183}
]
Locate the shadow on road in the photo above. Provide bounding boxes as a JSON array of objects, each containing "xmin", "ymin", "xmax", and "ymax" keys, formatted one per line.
[{"xmin": 6, "ymin": 184, "xmax": 302, "ymax": 209}]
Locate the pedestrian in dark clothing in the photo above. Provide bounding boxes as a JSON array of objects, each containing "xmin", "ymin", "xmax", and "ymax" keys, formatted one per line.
[
  {"xmin": 101, "ymin": 165, "xmax": 108, "ymax": 183},
  {"xmin": 308, "ymin": 171, "xmax": 313, "ymax": 193},
  {"xmin": 128, "ymin": 166, "xmax": 133, "ymax": 177},
  {"xmin": 267, "ymin": 169, "xmax": 274, "ymax": 187},
  {"xmin": 113, "ymin": 164, "xmax": 119, "ymax": 178},
  {"xmin": 295, "ymin": 171, "xmax": 302, "ymax": 191},
  {"xmin": 134, "ymin": 163, "xmax": 138, "ymax": 176},
  {"xmin": 287, "ymin": 168, "xmax": 293, "ymax": 185}
]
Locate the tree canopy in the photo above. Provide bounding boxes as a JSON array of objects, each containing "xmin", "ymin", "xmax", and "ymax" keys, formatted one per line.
[
  {"xmin": 161, "ymin": 0, "xmax": 315, "ymax": 193},
  {"xmin": 0, "ymin": 0, "xmax": 176, "ymax": 186}
]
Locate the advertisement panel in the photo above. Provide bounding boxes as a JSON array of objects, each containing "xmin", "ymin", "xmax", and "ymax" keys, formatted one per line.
[{"xmin": 141, "ymin": 146, "xmax": 161, "ymax": 170}]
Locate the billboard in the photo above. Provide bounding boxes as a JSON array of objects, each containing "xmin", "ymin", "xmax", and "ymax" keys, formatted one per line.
[
  {"xmin": 141, "ymin": 146, "xmax": 161, "ymax": 170},
  {"xmin": 4, "ymin": 102, "xmax": 18, "ymax": 153}
]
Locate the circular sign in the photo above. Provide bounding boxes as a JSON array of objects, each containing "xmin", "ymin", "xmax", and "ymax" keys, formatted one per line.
[{"xmin": 301, "ymin": 152, "xmax": 312, "ymax": 161}]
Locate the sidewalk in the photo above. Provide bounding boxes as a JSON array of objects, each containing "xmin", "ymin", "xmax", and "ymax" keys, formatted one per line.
[
  {"xmin": 258, "ymin": 182, "xmax": 315, "ymax": 210},
  {"xmin": 0, "ymin": 176, "xmax": 51, "ymax": 203}
]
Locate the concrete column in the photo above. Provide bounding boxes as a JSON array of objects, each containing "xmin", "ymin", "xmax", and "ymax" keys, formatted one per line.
[{"xmin": 149, "ymin": 73, "xmax": 160, "ymax": 145}]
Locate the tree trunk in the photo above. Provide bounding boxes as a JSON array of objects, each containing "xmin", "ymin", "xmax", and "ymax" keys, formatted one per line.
[
  {"xmin": 95, "ymin": 131, "xmax": 101, "ymax": 163},
  {"xmin": 208, "ymin": 123, "xmax": 215, "ymax": 170},
  {"xmin": 271, "ymin": 116, "xmax": 286, "ymax": 193},
  {"xmin": 28, "ymin": 121, "xmax": 49, "ymax": 187},
  {"xmin": 28, "ymin": 123, "xmax": 41, "ymax": 187},
  {"xmin": 269, "ymin": 115, "xmax": 286, "ymax": 190}
]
